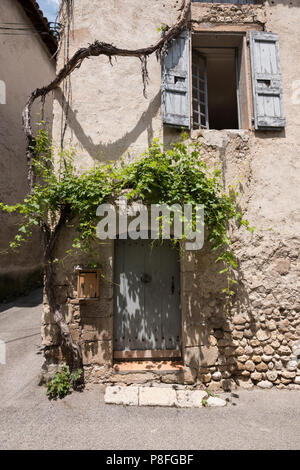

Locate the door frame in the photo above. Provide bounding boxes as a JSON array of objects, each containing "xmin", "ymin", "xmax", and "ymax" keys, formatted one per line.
[{"xmin": 112, "ymin": 238, "xmax": 183, "ymax": 362}]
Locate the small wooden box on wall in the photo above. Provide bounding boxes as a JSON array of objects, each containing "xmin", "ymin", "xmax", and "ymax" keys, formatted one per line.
[{"xmin": 76, "ymin": 267, "xmax": 101, "ymax": 300}]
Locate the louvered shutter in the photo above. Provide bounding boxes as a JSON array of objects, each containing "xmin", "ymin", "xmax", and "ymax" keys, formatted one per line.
[
  {"xmin": 162, "ymin": 29, "xmax": 191, "ymax": 129},
  {"xmin": 250, "ymin": 31, "xmax": 285, "ymax": 130}
]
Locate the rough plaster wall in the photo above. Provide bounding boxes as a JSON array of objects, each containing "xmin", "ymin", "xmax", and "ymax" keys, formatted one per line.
[
  {"xmin": 42, "ymin": 224, "xmax": 114, "ymax": 373},
  {"xmin": 46, "ymin": 1, "xmax": 300, "ymax": 389},
  {"xmin": 0, "ymin": 0, "xmax": 56, "ymax": 299},
  {"xmin": 181, "ymin": 128, "xmax": 300, "ymax": 390},
  {"xmin": 52, "ymin": 0, "xmax": 181, "ymax": 168},
  {"xmin": 250, "ymin": 0, "xmax": 300, "ymax": 233}
]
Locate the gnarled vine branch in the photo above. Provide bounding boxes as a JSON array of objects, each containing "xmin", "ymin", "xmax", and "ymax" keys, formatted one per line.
[
  {"xmin": 21, "ymin": 0, "xmax": 191, "ymax": 377},
  {"xmin": 22, "ymin": 0, "xmax": 191, "ymax": 192}
]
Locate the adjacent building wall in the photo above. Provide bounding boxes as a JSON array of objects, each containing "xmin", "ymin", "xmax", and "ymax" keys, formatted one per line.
[
  {"xmin": 45, "ymin": 0, "xmax": 300, "ymax": 390},
  {"xmin": 0, "ymin": 0, "xmax": 56, "ymax": 300}
]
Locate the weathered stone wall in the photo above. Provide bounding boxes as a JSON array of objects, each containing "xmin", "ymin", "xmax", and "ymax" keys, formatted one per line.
[
  {"xmin": 44, "ymin": 0, "xmax": 300, "ymax": 390},
  {"xmin": 191, "ymin": 1, "xmax": 266, "ymax": 25},
  {"xmin": 0, "ymin": 0, "xmax": 56, "ymax": 300},
  {"xmin": 43, "ymin": 130, "xmax": 300, "ymax": 391},
  {"xmin": 179, "ymin": 127, "xmax": 300, "ymax": 391}
]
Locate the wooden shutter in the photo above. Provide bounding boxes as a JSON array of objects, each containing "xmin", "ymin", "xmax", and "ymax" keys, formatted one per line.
[
  {"xmin": 77, "ymin": 271, "xmax": 100, "ymax": 299},
  {"xmin": 162, "ymin": 29, "xmax": 191, "ymax": 129},
  {"xmin": 192, "ymin": 51, "xmax": 209, "ymax": 129},
  {"xmin": 250, "ymin": 31, "xmax": 285, "ymax": 130}
]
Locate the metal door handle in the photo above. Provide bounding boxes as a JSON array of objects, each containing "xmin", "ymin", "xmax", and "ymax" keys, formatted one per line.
[
  {"xmin": 171, "ymin": 276, "xmax": 175, "ymax": 294},
  {"xmin": 141, "ymin": 273, "xmax": 151, "ymax": 284}
]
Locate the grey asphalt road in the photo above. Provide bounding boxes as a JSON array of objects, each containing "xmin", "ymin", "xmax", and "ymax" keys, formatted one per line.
[{"xmin": 0, "ymin": 289, "xmax": 300, "ymax": 450}]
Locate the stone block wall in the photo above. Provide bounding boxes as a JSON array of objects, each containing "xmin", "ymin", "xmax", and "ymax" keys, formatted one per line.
[
  {"xmin": 180, "ymin": 230, "xmax": 300, "ymax": 391},
  {"xmin": 41, "ymin": 130, "xmax": 300, "ymax": 391},
  {"xmin": 42, "ymin": 233, "xmax": 300, "ymax": 390},
  {"xmin": 42, "ymin": 1, "xmax": 300, "ymax": 390},
  {"xmin": 191, "ymin": 1, "xmax": 266, "ymax": 26}
]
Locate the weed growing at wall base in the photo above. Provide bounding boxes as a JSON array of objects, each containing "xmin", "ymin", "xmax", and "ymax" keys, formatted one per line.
[{"xmin": 47, "ymin": 365, "xmax": 83, "ymax": 399}]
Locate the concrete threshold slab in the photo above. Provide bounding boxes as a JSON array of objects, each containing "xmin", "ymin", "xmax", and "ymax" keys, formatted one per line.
[{"xmin": 104, "ymin": 385, "xmax": 227, "ymax": 408}]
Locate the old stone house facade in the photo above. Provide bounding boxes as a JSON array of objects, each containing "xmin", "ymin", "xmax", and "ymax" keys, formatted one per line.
[
  {"xmin": 44, "ymin": 0, "xmax": 300, "ymax": 391},
  {"xmin": 0, "ymin": 0, "xmax": 56, "ymax": 300}
]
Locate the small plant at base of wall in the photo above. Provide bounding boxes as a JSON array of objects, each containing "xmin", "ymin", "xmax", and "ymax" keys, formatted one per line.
[{"xmin": 46, "ymin": 365, "xmax": 83, "ymax": 400}]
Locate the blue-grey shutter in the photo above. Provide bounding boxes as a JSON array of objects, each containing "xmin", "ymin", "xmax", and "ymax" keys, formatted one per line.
[
  {"xmin": 162, "ymin": 29, "xmax": 191, "ymax": 129},
  {"xmin": 250, "ymin": 31, "xmax": 285, "ymax": 130}
]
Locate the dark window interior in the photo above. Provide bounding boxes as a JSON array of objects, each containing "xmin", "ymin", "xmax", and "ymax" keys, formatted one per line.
[
  {"xmin": 192, "ymin": 33, "xmax": 246, "ymax": 130},
  {"xmin": 205, "ymin": 48, "xmax": 238, "ymax": 130}
]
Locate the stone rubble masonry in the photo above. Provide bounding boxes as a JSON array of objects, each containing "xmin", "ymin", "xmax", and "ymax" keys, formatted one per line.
[
  {"xmin": 191, "ymin": 2, "xmax": 266, "ymax": 26},
  {"xmin": 0, "ymin": 0, "xmax": 56, "ymax": 301},
  {"xmin": 41, "ymin": 1, "xmax": 300, "ymax": 392}
]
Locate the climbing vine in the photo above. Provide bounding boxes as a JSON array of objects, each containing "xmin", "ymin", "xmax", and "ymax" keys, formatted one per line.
[
  {"xmin": 1, "ymin": 129, "xmax": 252, "ymax": 286},
  {"xmin": 22, "ymin": 0, "xmax": 191, "ymax": 192},
  {"xmin": 1, "ymin": 0, "xmax": 254, "ymax": 375}
]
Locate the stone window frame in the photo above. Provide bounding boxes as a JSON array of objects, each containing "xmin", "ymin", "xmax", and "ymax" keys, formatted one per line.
[{"xmin": 191, "ymin": 24, "xmax": 264, "ymax": 130}]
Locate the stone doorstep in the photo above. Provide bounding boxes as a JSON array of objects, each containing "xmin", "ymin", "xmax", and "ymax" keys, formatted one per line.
[{"xmin": 104, "ymin": 385, "xmax": 227, "ymax": 408}]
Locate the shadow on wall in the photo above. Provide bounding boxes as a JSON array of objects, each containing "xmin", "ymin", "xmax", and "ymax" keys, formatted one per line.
[
  {"xmin": 0, "ymin": 286, "xmax": 43, "ymax": 311},
  {"xmin": 42, "ymin": 226, "xmax": 114, "ymax": 371},
  {"xmin": 254, "ymin": 129, "xmax": 286, "ymax": 140},
  {"xmin": 75, "ymin": 238, "xmax": 257, "ymax": 388},
  {"xmin": 0, "ymin": 271, "xmax": 43, "ymax": 305},
  {"xmin": 55, "ymin": 88, "xmax": 161, "ymax": 162}
]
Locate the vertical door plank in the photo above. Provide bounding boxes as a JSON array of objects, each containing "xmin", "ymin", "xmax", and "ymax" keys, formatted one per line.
[{"xmin": 114, "ymin": 239, "xmax": 181, "ymax": 353}]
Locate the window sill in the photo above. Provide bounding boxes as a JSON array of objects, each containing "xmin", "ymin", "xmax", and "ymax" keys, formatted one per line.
[{"xmin": 191, "ymin": 128, "xmax": 251, "ymax": 148}]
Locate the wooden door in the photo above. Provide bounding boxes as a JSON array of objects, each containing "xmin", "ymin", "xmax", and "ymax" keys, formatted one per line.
[{"xmin": 113, "ymin": 239, "xmax": 181, "ymax": 359}]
